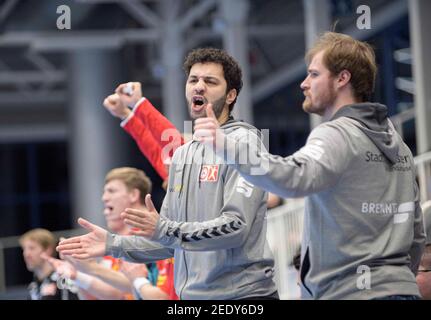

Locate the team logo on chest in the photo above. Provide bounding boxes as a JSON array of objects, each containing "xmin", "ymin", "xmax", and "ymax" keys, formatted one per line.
[{"xmin": 199, "ymin": 165, "xmax": 219, "ymax": 182}]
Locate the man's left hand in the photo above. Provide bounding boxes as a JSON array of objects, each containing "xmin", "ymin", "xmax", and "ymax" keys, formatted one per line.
[{"xmin": 121, "ymin": 194, "xmax": 160, "ymax": 238}]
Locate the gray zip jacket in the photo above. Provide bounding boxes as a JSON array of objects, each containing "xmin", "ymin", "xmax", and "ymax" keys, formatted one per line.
[
  {"xmin": 219, "ymin": 103, "xmax": 425, "ymax": 299},
  {"xmin": 106, "ymin": 118, "xmax": 277, "ymax": 300}
]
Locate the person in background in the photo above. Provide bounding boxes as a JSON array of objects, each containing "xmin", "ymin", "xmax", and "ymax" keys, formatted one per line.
[
  {"xmin": 46, "ymin": 167, "xmax": 170, "ymax": 300},
  {"xmin": 19, "ymin": 228, "xmax": 78, "ymax": 300}
]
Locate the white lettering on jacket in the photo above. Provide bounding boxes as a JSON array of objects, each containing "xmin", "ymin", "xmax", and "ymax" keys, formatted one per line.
[
  {"xmin": 236, "ymin": 177, "xmax": 254, "ymax": 198},
  {"xmin": 361, "ymin": 201, "xmax": 414, "ymax": 224}
]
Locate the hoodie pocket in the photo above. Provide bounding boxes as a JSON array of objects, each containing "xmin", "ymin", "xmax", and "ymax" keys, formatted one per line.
[{"xmin": 300, "ymin": 247, "xmax": 313, "ymax": 297}]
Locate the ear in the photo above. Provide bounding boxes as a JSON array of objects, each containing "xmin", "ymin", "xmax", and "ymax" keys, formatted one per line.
[
  {"xmin": 129, "ymin": 188, "xmax": 140, "ymax": 204},
  {"xmin": 336, "ymin": 70, "xmax": 351, "ymax": 89},
  {"xmin": 226, "ymin": 88, "xmax": 237, "ymax": 106},
  {"xmin": 44, "ymin": 246, "xmax": 55, "ymax": 258}
]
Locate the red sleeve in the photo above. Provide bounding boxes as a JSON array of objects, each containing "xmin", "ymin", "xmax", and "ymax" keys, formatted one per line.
[
  {"xmin": 123, "ymin": 115, "xmax": 168, "ymax": 180},
  {"xmin": 134, "ymin": 98, "xmax": 185, "ymax": 152}
]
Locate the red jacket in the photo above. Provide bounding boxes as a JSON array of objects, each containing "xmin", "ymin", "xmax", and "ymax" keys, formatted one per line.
[{"xmin": 121, "ymin": 98, "xmax": 184, "ymax": 180}]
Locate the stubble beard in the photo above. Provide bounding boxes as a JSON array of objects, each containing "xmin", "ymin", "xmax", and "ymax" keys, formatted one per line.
[
  {"xmin": 189, "ymin": 94, "xmax": 227, "ymax": 120},
  {"xmin": 302, "ymin": 86, "xmax": 336, "ymax": 116}
]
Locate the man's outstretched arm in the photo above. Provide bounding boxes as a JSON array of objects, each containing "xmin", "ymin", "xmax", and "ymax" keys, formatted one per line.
[
  {"xmin": 194, "ymin": 105, "xmax": 350, "ymax": 198},
  {"xmin": 58, "ymin": 217, "xmax": 174, "ymax": 263}
]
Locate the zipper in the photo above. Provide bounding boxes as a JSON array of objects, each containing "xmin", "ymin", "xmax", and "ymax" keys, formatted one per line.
[
  {"xmin": 178, "ymin": 143, "xmax": 195, "ymax": 299},
  {"xmin": 300, "ymin": 246, "xmax": 313, "ymax": 296}
]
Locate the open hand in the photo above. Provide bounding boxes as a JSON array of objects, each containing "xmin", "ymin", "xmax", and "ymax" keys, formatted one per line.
[
  {"xmin": 56, "ymin": 218, "xmax": 108, "ymax": 259},
  {"xmin": 121, "ymin": 194, "xmax": 159, "ymax": 238}
]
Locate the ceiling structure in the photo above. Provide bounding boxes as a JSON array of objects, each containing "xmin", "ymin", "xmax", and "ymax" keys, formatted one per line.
[{"xmin": 0, "ymin": 0, "xmax": 408, "ymax": 142}]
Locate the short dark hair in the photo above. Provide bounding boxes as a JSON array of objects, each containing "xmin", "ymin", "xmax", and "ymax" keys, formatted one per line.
[{"xmin": 183, "ymin": 47, "xmax": 243, "ymax": 112}]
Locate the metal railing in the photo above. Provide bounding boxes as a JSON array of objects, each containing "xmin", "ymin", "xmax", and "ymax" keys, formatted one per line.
[
  {"xmin": 390, "ymin": 106, "xmax": 415, "ymax": 141},
  {"xmin": 415, "ymin": 151, "xmax": 431, "ymax": 202},
  {"xmin": 389, "ymin": 106, "xmax": 431, "ymax": 202},
  {"xmin": 266, "ymin": 198, "xmax": 304, "ymax": 300}
]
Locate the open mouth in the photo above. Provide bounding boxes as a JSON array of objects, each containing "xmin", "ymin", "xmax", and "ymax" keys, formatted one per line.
[
  {"xmin": 192, "ymin": 96, "xmax": 207, "ymax": 111},
  {"xmin": 104, "ymin": 205, "xmax": 114, "ymax": 215}
]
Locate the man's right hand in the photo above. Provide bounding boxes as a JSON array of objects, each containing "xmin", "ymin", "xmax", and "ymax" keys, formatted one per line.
[
  {"xmin": 42, "ymin": 253, "xmax": 77, "ymax": 280},
  {"xmin": 115, "ymin": 82, "xmax": 143, "ymax": 109},
  {"xmin": 103, "ymin": 93, "xmax": 131, "ymax": 120},
  {"xmin": 120, "ymin": 261, "xmax": 149, "ymax": 282},
  {"xmin": 56, "ymin": 218, "xmax": 108, "ymax": 259}
]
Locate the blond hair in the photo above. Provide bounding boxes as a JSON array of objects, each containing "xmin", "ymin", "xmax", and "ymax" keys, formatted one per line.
[
  {"xmin": 105, "ymin": 167, "xmax": 152, "ymax": 204},
  {"xmin": 19, "ymin": 228, "xmax": 57, "ymax": 252}
]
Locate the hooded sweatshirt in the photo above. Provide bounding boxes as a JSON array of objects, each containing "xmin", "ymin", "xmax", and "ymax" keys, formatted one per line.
[
  {"xmin": 106, "ymin": 118, "xmax": 277, "ymax": 300},
  {"xmin": 218, "ymin": 103, "xmax": 425, "ymax": 299}
]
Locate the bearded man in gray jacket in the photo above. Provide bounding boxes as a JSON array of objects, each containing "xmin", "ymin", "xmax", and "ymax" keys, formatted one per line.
[
  {"xmin": 58, "ymin": 48, "xmax": 278, "ymax": 300},
  {"xmin": 194, "ymin": 32, "xmax": 425, "ymax": 300}
]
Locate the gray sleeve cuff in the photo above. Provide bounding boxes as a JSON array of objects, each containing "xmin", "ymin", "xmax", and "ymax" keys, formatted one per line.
[
  {"xmin": 105, "ymin": 232, "xmax": 122, "ymax": 258},
  {"xmin": 120, "ymin": 111, "xmax": 135, "ymax": 127},
  {"xmin": 151, "ymin": 215, "xmax": 168, "ymax": 242},
  {"xmin": 120, "ymin": 97, "xmax": 147, "ymax": 127}
]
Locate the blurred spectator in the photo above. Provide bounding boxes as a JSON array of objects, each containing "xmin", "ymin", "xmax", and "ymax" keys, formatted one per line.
[
  {"xmin": 19, "ymin": 228, "xmax": 78, "ymax": 300},
  {"xmin": 50, "ymin": 167, "xmax": 172, "ymax": 300}
]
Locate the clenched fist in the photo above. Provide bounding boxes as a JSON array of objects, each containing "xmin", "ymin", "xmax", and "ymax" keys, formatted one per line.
[{"xmin": 103, "ymin": 93, "xmax": 131, "ymax": 119}]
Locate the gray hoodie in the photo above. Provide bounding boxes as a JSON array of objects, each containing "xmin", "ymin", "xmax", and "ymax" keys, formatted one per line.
[
  {"xmin": 219, "ymin": 103, "xmax": 425, "ymax": 299},
  {"xmin": 106, "ymin": 118, "xmax": 277, "ymax": 300}
]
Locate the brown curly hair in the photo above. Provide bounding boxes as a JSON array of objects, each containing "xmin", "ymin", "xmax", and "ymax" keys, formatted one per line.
[{"xmin": 183, "ymin": 47, "xmax": 243, "ymax": 112}]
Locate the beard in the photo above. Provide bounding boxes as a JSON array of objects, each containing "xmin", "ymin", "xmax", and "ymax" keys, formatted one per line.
[
  {"xmin": 188, "ymin": 94, "xmax": 227, "ymax": 120},
  {"xmin": 209, "ymin": 95, "xmax": 227, "ymax": 119},
  {"xmin": 302, "ymin": 86, "xmax": 336, "ymax": 116}
]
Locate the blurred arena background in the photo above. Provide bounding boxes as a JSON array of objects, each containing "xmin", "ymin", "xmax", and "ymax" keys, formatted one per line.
[{"xmin": 0, "ymin": 0, "xmax": 430, "ymax": 299}]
